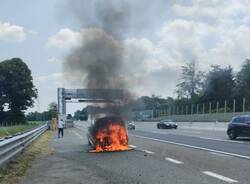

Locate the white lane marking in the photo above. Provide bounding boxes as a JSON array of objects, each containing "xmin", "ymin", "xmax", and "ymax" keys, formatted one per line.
[
  {"xmin": 199, "ymin": 137, "xmax": 244, "ymax": 144},
  {"xmin": 72, "ymin": 130, "xmax": 83, "ymax": 139},
  {"xmin": 151, "ymin": 131, "xmax": 167, "ymax": 134},
  {"xmin": 129, "ymin": 145, "xmax": 137, "ymax": 148},
  {"xmin": 151, "ymin": 131, "xmax": 201, "ymax": 137},
  {"xmin": 177, "ymin": 130, "xmax": 201, "ymax": 134},
  {"xmin": 209, "ymin": 152, "xmax": 233, "ymax": 158},
  {"xmin": 76, "ymin": 126, "xmax": 86, "ymax": 131},
  {"xmin": 202, "ymin": 171, "xmax": 238, "ymax": 183},
  {"xmin": 130, "ymin": 134, "xmax": 250, "ymax": 160},
  {"xmin": 165, "ymin": 157, "xmax": 183, "ymax": 164},
  {"xmin": 143, "ymin": 130, "xmax": 243, "ymax": 143},
  {"xmin": 142, "ymin": 150, "xmax": 155, "ymax": 154},
  {"xmin": 180, "ymin": 126, "xmax": 226, "ymax": 131}
]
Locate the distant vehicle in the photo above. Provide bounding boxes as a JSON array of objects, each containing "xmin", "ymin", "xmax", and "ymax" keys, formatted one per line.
[
  {"xmin": 126, "ymin": 121, "xmax": 135, "ymax": 130},
  {"xmin": 227, "ymin": 115, "xmax": 250, "ymax": 140},
  {"xmin": 157, "ymin": 120, "xmax": 178, "ymax": 129}
]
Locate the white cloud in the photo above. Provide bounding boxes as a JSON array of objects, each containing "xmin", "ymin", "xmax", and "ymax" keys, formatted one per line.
[
  {"xmin": 172, "ymin": 0, "xmax": 250, "ymax": 23},
  {"xmin": 124, "ymin": 0, "xmax": 250, "ymax": 96},
  {"xmin": 0, "ymin": 22, "xmax": 26, "ymax": 42},
  {"xmin": 32, "ymin": 73, "xmax": 64, "ymax": 112},
  {"xmin": 28, "ymin": 30, "xmax": 39, "ymax": 36},
  {"xmin": 48, "ymin": 57, "xmax": 62, "ymax": 63},
  {"xmin": 172, "ymin": 1, "xmax": 224, "ymax": 20},
  {"xmin": 25, "ymin": 0, "xmax": 250, "ymax": 114},
  {"xmin": 156, "ymin": 19, "xmax": 223, "ymax": 70},
  {"xmin": 46, "ymin": 27, "xmax": 118, "ymax": 49},
  {"xmin": 31, "ymin": 72, "xmax": 88, "ymax": 114},
  {"xmin": 201, "ymin": 25, "xmax": 250, "ymax": 70},
  {"xmin": 159, "ymin": 1, "xmax": 250, "ymax": 70},
  {"xmin": 122, "ymin": 37, "xmax": 181, "ymax": 97},
  {"xmin": 35, "ymin": 72, "xmax": 63, "ymax": 82},
  {"xmin": 48, "ymin": 27, "xmax": 180, "ymax": 97},
  {"xmin": 46, "ymin": 28, "xmax": 81, "ymax": 48},
  {"xmin": 45, "ymin": 0, "xmax": 250, "ymax": 98}
]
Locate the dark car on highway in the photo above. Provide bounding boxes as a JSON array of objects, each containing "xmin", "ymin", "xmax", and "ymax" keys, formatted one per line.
[
  {"xmin": 157, "ymin": 120, "xmax": 178, "ymax": 129},
  {"xmin": 227, "ymin": 115, "xmax": 250, "ymax": 140}
]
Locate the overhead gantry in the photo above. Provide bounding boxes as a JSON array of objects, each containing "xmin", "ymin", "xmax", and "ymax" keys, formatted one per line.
[{"xmin": 57, "ymin": 88, "xmax": 125, "ymax": 115}]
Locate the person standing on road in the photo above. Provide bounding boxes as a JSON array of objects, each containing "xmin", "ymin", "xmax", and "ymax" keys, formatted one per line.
[{"xmin": 57, "ymin": 119, "xmax": 64, "ymax": 138}]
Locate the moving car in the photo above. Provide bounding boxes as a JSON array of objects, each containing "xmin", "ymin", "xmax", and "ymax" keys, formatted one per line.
[
  {"xmin": 126, "ymin": 121, "xmax": 135, "ymax": 130},
  {"xmin": 157, "ymin": 120, "xmax": 178, "ymax": 129},
  {"xmin": 227, "ymin": 115, "xmax": 250, "ymax": 140}
]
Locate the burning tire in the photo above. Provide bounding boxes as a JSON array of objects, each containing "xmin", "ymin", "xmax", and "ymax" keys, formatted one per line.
[{"xmin": 88, "ymin": 116, "xmax": 129, "ymax": 152}]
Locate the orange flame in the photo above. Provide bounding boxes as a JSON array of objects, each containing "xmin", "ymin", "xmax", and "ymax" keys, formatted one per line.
[{"xmin": 91, "ymin": 122, "xmax": 129, "ymax": 152}]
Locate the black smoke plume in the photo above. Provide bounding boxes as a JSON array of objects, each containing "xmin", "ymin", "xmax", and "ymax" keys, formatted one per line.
[{"xmin": 63, "ymin": 0, "xmax": 133, "ymax": 116}]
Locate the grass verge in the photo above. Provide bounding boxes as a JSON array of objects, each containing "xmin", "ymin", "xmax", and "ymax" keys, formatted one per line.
[
  {"xmin": 0, "ymin": 131, "xmax": 53, "ymax": 184},
  {"xmin": 0, "ymin": 122, "xmax": 44, "ymax": 138}
]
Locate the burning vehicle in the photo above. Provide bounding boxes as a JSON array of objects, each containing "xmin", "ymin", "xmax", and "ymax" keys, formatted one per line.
[{"xmin": 87, "ymin": 115, "xmax": 130, "ymax": 152}]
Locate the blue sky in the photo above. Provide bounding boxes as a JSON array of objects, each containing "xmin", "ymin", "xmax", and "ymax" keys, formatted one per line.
[
  {"xmin": 0, "ymin": 0, "xmax": 63, "ymax": 74},
  {"xmin": 1, "ymin": 0, "xmax": 250, "ymax": 114},
  {"xmin": 0, "ymin": 0, "xmax": 71, "ymax": 112}
]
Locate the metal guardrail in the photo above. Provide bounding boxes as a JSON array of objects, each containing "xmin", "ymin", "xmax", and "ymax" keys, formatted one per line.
[{"xmin": 0, "ymin": 124, "xmax": 47, "ymax": 167}]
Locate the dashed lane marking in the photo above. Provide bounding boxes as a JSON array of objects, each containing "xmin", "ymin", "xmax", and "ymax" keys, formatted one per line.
[
  {"xmin": 165, "ymin": 157, "xmax": 183, "ymax": 164},
  {"xmin": 202, "ymin": 171, "xmax": 238, "ymax": 183},
  {"xmin": 129, "ymin": 145, "xmax": 137, "ymax": 148},
  {"xmin": 176, "ymin": 130, "xmax": 202, "ymax": 134},
  {"xmin": 199, "ymin": 137, "xmax": 244, "ymax": 144},
  {"xmin": 75, "ymin": 126, "xmax": 87, "ymax": 133},
  {"xmin": 150, "ymin": 131, "xmax": 202, "ymax": 137},
  {"xmin": 151, "ymin": 130, "xmax": 202, "ymax": 134},
  {"xmin": 209, "ymin": 152, "xmax": 233, "ymax": 158},
  {"xmin": 130, "ymin": 134, "xmax": 250, "ymax": 160},
  {"xmin": 72, "ymin": 130, "xmax": 84, "ymax": 139},
  {"xmin": 142, "ymin": 150, "xmax": 155, "ymax": 154}
]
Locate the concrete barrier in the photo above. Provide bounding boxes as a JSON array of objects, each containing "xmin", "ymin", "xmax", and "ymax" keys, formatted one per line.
[{"xmin": 152, "ymin": 111, "xmax": 250, "ymax": 122}]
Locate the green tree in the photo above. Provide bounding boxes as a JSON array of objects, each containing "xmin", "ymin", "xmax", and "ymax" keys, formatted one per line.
[
  {"xmin": 74, "ymin": 108, "xmax": 88, "ymax": 120},
  {"xmin": 176, "ymin": 61, "xmax": 204, "ymax": 99},
  {"xmin": 0, "ymin": 58, "xmax": 37, "ymax": 124},
  {"xmin": 26, "ymin": 102, "xmax": 58, "ymax": 121},
  {"xmin": 48, "ymin": 102, "xmax": 57, "ymax": 118},
  {"xmin": 201, "ymin": 65, "xmax": 235, "ymax": 103},
  {"xmin": 26, "ymin": 111, "xmax": 45, "ymax": 121},
  {"xmin": 134, "ymin": 95, "xmax": 174, "ymax": 110},
  {"xmin": 67, "ymin": 114, "xmax": 73, "ymax": 119},
  {"xmin": 234, "ymin": 59, "xmax": 250, "ymax": 110}
]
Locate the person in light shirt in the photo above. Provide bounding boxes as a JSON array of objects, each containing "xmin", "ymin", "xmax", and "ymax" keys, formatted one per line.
[{"xmin": 57, "ymin": 119, "xmax": 64, "ymax": 138}]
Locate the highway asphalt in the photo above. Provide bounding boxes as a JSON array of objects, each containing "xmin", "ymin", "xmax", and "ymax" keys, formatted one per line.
[{"xmin": 19, "ymin": 121, "xmax": 250, "ymax": 184}]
